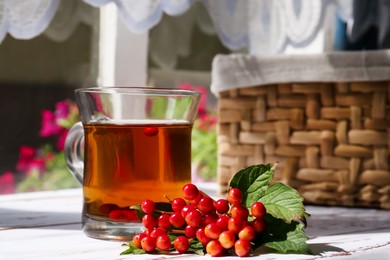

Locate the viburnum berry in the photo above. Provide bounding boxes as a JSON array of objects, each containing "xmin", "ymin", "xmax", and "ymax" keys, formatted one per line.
[
  {"xmin": 228, "ymin": 217, "xmax": 243, "ymax": 234},
  {"xmin": 132, "ymin": 233, "xmax": 146, "ymax": 249},
  {"xmin": 234, "ymin": 239, "xmax": 251, "ymax": 257},
  {"xmin": 251, "ymin": 218, "xmax": 266, "ymax": 233},
  {"xmin": 181, "ymin": 205, "xmax": 196, "ymax": 218},
  {"xmin": 142, "ymin": 214, "xmax": 157, "ymax": 230},
  {"xmin": 230, "ymin": 204, "xmax": 249, "ymax": 220},
  {"xmin": 216, "ymin": 215, "xmax": 229, "ymax": 231},
  {"xmin": 251, "ymin": 201, "xmax": 266, "ymax": 219},
  {"xmin": 197, "ymin": 196, "xmax": 215, "ymax": 214},
  {"xmin": 219, "ymin": 230, "xmax": 236, "ymax": 249},
  {"xmin": 189, "ymin": 193, "xmax": 203, "ymax": 207},
  {"xmin": 238, "ymin": 225, "xmax": 256, "ymax": 241},
  {"xmin": 150, "ymin": 227, "xmax": 167, "ymax": 238},
  {"xmin": 215, "ymin": 199, "xmax": 230, "ymax": 214},
  {"xmin": 202, "ymin": 213, "xmax": 219, "ymax": 227},
  {"xmin": 156, "ymin": 235, "xmax": 171, "ymax": 251},
  {"xmin": 206, "ymin": 240, "xmax": 224, "ymax": 257},
  {"xmin": 141, "ymin": 236, "xmax": 156, "ymax": 253},
  {"xmin": 185, "ymin": 209, "xmax": 203, "ymax": 228},
  {"xmin": 143, "ymin": 127, "xmax": 159, "ymax": 136},
  {"xmin": 169, "ymin": 212, "xmax": 185, "ymax": 228},
  {"xmin": 227, "ymin": 188, "xmax": 242, "ymax": 205},
  {"xmin": 204, "ymin": 223, "xmax": 222, "ymax": 240},
  {"xmin": 157, "ymin": 213, "xmax": 171, "ymax": 229},
  {"xmin": 196, "ymin": 227, "xmax": 211, "ymax": 246},
  {"xmin": 182, "ymin": 183, "xmax": 199, "ymax": 200},
  {"xmin": 173, "ymin": 236, "xmax": 189, "ymax": 254},
  {"xmin": 171, "ymin": 198, "xmax": 187, "ymax": 213},
  {"xmin": 184, "ymin": 225, "xmax": 197, "ymax": 238},
  {"xmin": 141, "ymin": 199, "xmax": 155, "ymax": 214}
]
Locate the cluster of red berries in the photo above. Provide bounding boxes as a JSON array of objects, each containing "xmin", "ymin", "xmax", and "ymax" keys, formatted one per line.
[{"xmin": 132, "ymin": 183, "xmax": 267, "ymax": 257}]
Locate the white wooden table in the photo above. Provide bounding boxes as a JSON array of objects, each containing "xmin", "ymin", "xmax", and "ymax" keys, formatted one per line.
[{"xmin": 1, "ymin": 185, "xmax": 389, "ymax": 260}]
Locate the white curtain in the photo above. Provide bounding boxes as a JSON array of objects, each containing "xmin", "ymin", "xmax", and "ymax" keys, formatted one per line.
[{"xmin": 0, "ymin": 0, "xmax": 353, "ymax": 55}]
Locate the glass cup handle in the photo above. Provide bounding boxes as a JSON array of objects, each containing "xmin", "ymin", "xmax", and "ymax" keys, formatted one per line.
[{"xmin": 64, "ymin": 122, "xmax": 84, "ymax": 184}]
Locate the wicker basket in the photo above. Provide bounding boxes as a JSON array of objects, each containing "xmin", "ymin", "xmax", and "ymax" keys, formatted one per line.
[{"xmin": 212, "ymin": 52, "xmax": 390, "ymax": 209}]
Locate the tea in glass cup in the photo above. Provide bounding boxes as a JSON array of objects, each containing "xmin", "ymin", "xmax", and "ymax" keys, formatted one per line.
[{"xmin": 65, "ymin": 87, "xmax": 200, "ymax": 241}]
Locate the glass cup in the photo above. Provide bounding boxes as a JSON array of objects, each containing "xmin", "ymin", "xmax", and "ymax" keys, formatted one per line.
[{"xmin": 64, "ymin": 87, "xmax": 200, "ymax": 241}]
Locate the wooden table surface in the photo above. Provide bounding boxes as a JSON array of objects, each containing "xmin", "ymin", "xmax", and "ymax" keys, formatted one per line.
[{"xmin": 0, "ymin": 184, "xmax": 389, "ymax": 260}]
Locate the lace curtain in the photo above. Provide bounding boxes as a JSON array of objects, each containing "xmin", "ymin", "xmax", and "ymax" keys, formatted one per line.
[{"xmin": 0, "ymin": 0, "xmax": 354, "ymax": 55}]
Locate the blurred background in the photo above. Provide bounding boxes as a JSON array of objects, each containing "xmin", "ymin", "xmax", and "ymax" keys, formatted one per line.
[{"xmin": 0, "ymin": 0, "xmax": 388, "ymax": 193}]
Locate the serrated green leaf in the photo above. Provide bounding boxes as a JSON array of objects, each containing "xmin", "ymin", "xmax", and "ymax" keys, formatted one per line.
[
  {"xmin": 120, "ymin": 242, "xmax": 146, "ymax": 255},
  {"xmin": 259, "ymin": 182, "xmax": 305, "ymax": 223},
  {"xmin": 254, "ymin": 215, "xmax": 311, "ymax": 254},
  {"xmin": 229, "ymin": 164, "xmax": 274, "ymax": 207},
  {"xmin": 188, "ymin": 240, "xmax": 205, "ymax": 255},
  {"xmin": 263, "ymin": 224, "xmax": 311, "ymax": 254}
]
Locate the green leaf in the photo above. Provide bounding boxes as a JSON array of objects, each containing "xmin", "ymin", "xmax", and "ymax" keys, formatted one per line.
[
  {"xmin": 259, "ymin": 182, "xmax": 305, "ymax": 223},
  {"xmin": 120, "ymin": 242, "xmax": 146, "ymax": 255},
  {"xmin": 254, "ymin": 215, "xmax": 312, "ymax": 254},
  {"xmin": 229, "ymin": 164, "xmax": 274, "ymax": 207},
  {"xmin": 188, "ymin": 240, "xmax": 205, "ymax": 255}
]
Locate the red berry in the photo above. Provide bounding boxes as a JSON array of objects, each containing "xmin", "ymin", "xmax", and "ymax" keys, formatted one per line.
[
  {"xmin": 231, "ymin": 204, "xmax": 249, "ymax": 220},
  {"xmin": 228, "ymin": 217, "xmax": 243, "ymax": 233},
  {"xmin": 215, "ymin": 199, "xmax": 230, "ymax": 214},
  {"xmin": 238, "ymin": 225, "xmax": 256, "ymax": 241},
  {"xmin": 171, "ymin": 198, "xmax": 187, "ymax": 212},
  {"xmin": 181, "ymin": 205, "xmax": 195, "ymax": 218},
  {"xmin": 197, "ymin": 196, "xmax": 215, "ymax": 214},
  {"xmin": 132, "ymin": 233, "xmax": 146, "ymax": 249},
  {"xmin": 185, "ymin": 209, "xmax": 203, "ymax": 228},
  {"xmin": 141, "ymin": 199, "xmax": 155, "ymax": 214},
  {"xmin": 150, "ymin": 227, "xmax": 167, "ymax": 238},
  {"xmin": 109, "ymin": 209, "xmax": 125, "ymax": 220},
  {"xmin": 157, "ymin": 213, "xmax": 171, "ymax": 229},
  {"xmin": 251, "ymin": 201, "xmax": 266, "ymax": 219},
  {"xmin": 142, "ymin": 214, "xmax": 157, "ymax": 230},
  {"xmin": 144, "ymin": 127, "xmax": 158, "ymax": 136},
  {"xmin": 184, "ymin": 225, "xmax": 197, "ymax": 238},
  {"xmin": 234, "ymin": 239, "xmax": 251, "ymax": 257},
  {"xmin": 189, "ymin": 193, "xmax": 203, "ymax": 206},
  {"xmin": 206, "ymin": 240, "xmax": 224, "ymax": 257},
  {"xmin": 173, "ymin": 236, "xmax": 189, "ymax": 254},
  {"xmin": 182, "ymin": 183, "xmax": 199, "ymax": 200},
  {"xmin": 156, "ymin": 235, "xmax": 171, "ymax": 251},
  {"xmin": 219, "ymin": 230, "xmax": 236, "ymax": 249},
  {"xmin": 204, "ymin": 223, "xmax": 222, "ymax": 240},
  {"xmin": 169, "ymin": 212, "xmax": 185, "ymax": 228},
  {"xmin": 216, "ymin": 215, "xmax": 229, "ymax": 231},
  {"xmin": 227, "ymin": 188, "xmax": 242, "ymax": 205},
  {"xmin": 196, "ymin": 228, "xmax": 211, "ymax": 246},
  {"xmin": 202, "ymin": 212, "xmax": 219, "ymax": 227},
  {"xmin": 251, "ymin": 218, "xmax": 266, "ymax": 233},
  {"xmin": 122, "ymin": 209, "xmax": 138, "ymax": 221},
  {"xmin": 141, "ymin": 236, "xmax": 156, "ymax": 252}
]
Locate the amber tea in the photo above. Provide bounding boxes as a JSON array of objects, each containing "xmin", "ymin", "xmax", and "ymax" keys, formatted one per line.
[
  {"xmin": 82, "ymin": 121, "xmax": 192, "ymax": 222},
  {"xmin": 65, "ymin": 87, "xmax": 200, "ymax": 240}
]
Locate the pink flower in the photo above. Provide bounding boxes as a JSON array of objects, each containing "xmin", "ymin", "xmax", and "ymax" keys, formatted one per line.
[
  {"xmin": 16, "ymin": 146, "xmax": 35, "ymax": 172},
  {"xmin": 198, "ymin": 113, "xmax": 217, "ymax": 131},
  {"xmin": 39, "ymin": 110, "xmax": 62, "ymax": 137},
  {"xmin": 56, "ymin": 129, "xmax": 69, "ymax": 151},
  {"xmin": 16, "ymin": 146, "xmax": 46, "ymax": 174},
  {"xmin": 55, "ymin": 100, "xmax": 71, "ymax": 121},
  {"xmin": 0, "ymin": 172, "xmax": 15, "ymax": 194},
  {"xmin": 178, "ymin": 83, "xmax": 208, "ymax": 116}
]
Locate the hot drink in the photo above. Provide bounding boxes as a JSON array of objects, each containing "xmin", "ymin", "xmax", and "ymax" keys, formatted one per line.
[{"xmin": 82, "ymin": 121, "xmax": 192, "ymax": 222}]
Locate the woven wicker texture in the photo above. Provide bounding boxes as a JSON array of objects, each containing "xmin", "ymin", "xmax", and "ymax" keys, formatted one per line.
[{"xmin": 217, "ymin": 81, "xmax": 390, "ymax": 209}]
